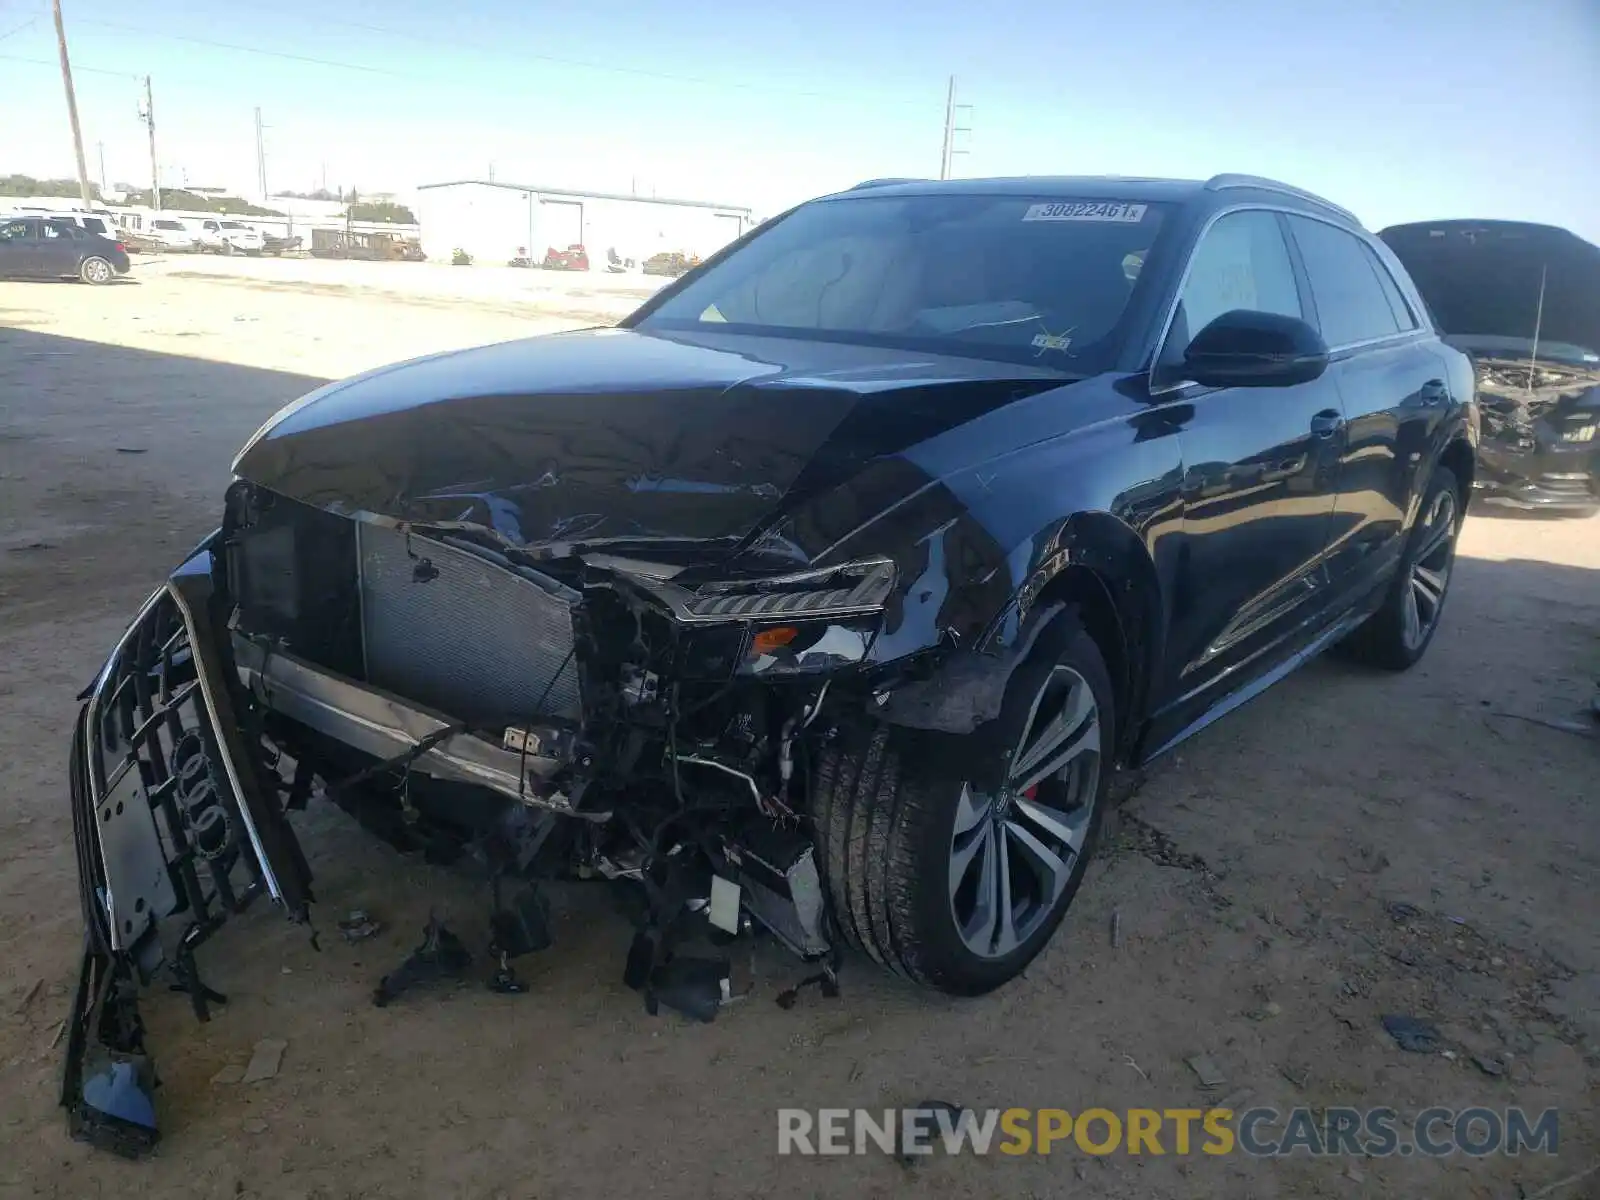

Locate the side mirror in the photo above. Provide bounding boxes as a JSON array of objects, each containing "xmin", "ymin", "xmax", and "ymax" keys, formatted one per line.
[{"xmin": 1183, "ymin": 310, "xmax": 1330, "ymax": 389}]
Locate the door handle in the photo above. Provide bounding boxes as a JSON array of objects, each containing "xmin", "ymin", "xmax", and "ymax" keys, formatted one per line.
[
  {"xmin": 1419, "ymin": 380, "xmax": 1449, "ymax": 406},
  {"xmin": 1311, "ymin": 410, "xmax": 1345, "ymax": 439}
]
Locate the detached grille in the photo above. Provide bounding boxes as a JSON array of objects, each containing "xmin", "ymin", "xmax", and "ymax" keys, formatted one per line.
[{"xmin": 356, "ymin": 523, "xmax": 582, "ymax": 726}]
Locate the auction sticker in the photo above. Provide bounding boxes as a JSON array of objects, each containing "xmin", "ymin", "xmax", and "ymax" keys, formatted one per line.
[{"xmin": 1023, "ymin": 201, "xmax": 1148, "ymax": 223}]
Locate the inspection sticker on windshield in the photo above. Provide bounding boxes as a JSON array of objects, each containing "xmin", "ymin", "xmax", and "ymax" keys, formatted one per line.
[{"xmin": 1023, "ymin": 201, "xmax": 1148, "ymax": 223}]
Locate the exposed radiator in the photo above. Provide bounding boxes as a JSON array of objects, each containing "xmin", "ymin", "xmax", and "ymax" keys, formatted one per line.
[{"xmin": 356, "ymin": 522, "xmax": 582, "ymax": 727}]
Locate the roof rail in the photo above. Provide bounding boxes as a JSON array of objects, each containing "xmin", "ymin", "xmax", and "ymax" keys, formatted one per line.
[
  {"xmin": 1202, "ymin": 174, "xmax": 1359, "ymax": 224},
  {"xmin": 848, "ymin": 178, "xmax": 926, "ymax": 191}
]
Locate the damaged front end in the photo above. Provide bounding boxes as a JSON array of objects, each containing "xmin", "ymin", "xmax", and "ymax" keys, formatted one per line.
[
  {"xmin": 214, "ymin": 476, "xmax": 894, "ymax": 956},
  {"xmin": 64, "ymin": 548, "xmax": 313, "ymax": 1156},
  {"xmin": 64, "ymin": 479, "xmax": 913, "ymax": 1151}
]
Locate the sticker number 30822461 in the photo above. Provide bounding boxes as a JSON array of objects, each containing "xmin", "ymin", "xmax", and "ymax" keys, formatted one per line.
[{"xmin": 1023, "ymin": 201, "xmax": 1148, "ymax": 223}]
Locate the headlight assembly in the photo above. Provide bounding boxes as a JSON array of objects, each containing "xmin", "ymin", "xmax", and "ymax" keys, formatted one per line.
[{"xmin": 624, "ymin": 557, "xmax": 897, "ymax": 625}]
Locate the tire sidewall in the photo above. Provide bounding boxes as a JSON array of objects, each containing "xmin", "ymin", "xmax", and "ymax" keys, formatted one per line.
[{"xmin": 902, "ymin": 614, "xmax": 1116, "ymax": 993}]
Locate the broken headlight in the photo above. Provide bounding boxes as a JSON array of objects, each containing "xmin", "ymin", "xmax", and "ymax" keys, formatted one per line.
[{"xmin": 627, "ymin": 557, "xmax": 896, "ymax": 625}]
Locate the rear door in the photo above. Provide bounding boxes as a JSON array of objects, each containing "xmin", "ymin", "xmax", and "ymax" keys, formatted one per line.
[
  {"xmin": 1151, "ymin": 208, "xmax": 1346, "ymax": 739},
  {"xmin": 1283, "ymin": 215, "xmax": 1450, "ymax": 590},
  {"xmin": 37, "ymin": 219, "xmax": 82, "ymax": 276}
]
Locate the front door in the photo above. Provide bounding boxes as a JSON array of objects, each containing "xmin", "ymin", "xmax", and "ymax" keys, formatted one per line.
[
  {"xmin": 0, "ymin": 218, "xmax": 45, "ymax": 277},
  {"xmin": 1148, "ymin": 209, "xmax": 1345, "ymax": 747}
]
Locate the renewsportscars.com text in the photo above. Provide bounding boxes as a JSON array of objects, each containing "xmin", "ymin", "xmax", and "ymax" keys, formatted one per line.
[{"xmin": 777, "ymin": 1106, "xmax": 1560, "ymax": 1158}]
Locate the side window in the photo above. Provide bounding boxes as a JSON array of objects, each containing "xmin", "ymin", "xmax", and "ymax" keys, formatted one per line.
[
  {"xmin": 42, "ymin": 223, "xmax": 66, "ymax": 239},
  {"xmin": 1287, "ymin": 216, "xmax": 1401, "ymax": 347},
  {"xmin": 0, "ymin": 221, "xmax": 29, "ymax": 241},
  {"xmin": 1364, "ymin": 245, "xmax": 1418, "ymax": 331},
  {"xmin": 1164, "ymin": 210, "xmax": 1300, "ymax": 363}
]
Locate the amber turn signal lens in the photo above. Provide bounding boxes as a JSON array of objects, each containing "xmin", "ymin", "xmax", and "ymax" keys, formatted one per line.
[{"xmin": 749, "ymin": 626, "xmax": 798, "ymax": 657}]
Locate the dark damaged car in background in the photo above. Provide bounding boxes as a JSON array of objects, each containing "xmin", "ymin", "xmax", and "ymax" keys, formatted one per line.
[
  {"xmin": 1382, "ymin": 220, "xmax": 1600, "ymax": 517},
  {"xmin": 66, "ymin": 173, "xmax": 1479, "ymax": 1154}
]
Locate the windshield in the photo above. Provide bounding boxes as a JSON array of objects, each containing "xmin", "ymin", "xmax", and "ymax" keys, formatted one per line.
[
  {"xmin": 637, "ymin": 193, "xmax": 1169, "ymax": 371},
  {"xmin": 220, "ymin": 221, "xmax": 249, "ymax": 230}
]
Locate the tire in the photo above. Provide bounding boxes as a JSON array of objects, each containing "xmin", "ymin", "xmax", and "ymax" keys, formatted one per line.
[
  {"xmin": 222, "ymin": 241, "xmax": 235, "ymax": 256},
  {"xmin": 78, "ymin": 256, "xmax": 115, "ymax": 285},
  {"xmin": 1340, "ymin": 465, "xmax": 1462, "ymax": 670},
  {"xmin": 812, "ymin": 612, "xmax": 1115, "ymax": 995}
]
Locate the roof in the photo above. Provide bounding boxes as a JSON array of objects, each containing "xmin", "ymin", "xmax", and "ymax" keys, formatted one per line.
[
  {"xmin": 1379, "ymin": 218, "xmax": 1594, "ymax": 248},
  {"xmin": 825, "ymin": 173, "xmax": 1360, "ymax": 224},
  {"xmin": 417, "ymin": 179, "xmax": 752, "ymax": 214}
]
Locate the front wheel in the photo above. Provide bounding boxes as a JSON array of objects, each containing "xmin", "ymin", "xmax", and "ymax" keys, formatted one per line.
[
  {"xmin": 79, "ymin": 256, "xmax": 115, "ymax": 285},
  {"xmin": 1339, "ymin": 465, "xmax": 1462, "ymax": 670},
  {"xmin": 812, "ymin": 613, "xmax": 1114, "ymax": 995}
]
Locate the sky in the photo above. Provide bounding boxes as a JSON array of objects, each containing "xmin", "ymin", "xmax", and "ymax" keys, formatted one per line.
[{"xmin": 1, "ymin": 0, "xmax": 1596, "ymax": 238}]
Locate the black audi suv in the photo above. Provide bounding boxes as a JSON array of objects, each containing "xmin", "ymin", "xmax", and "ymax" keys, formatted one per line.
[{"xmin": 64, "ymin": 173, "xmax": 1476, "ymax": 1154}]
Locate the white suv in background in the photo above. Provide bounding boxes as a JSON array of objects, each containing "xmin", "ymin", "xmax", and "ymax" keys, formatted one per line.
[
  {"xmin": 195, "ymin": 219, "xmax": 264, "ymax": 255},
  {"xmin": 145, "ymin": 218, "xmax": 198, "ymax": 251}
]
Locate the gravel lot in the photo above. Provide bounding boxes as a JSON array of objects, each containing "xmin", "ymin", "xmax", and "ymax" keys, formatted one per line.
[{"xmin": 2, "ymin": 263, "xmax": 1596, "ymax": 1200}]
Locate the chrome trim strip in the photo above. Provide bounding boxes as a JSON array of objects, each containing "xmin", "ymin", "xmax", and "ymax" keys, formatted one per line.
[
  {"xmin": 167, "ymin": 583, "xmax": 285, "ymax": 902},
  {"xmin": 1201, "ymin": 174, "xmax": 1360, "ymax": 224},
  {"xmin": 83, "ymin": 586, "xmax": 167, "ymax": 951},
  {"xmin": 1148, "ymin": 203, "xmax": 1428, "ymax": 398}
]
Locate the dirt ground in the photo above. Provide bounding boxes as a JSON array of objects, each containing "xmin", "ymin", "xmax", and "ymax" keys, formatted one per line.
[{"xmin": 1, "ymin": 264, "xmax": 1596, "ymax": 1200}]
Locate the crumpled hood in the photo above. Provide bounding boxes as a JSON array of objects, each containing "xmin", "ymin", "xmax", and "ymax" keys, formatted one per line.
[
  {"xmin": 232, "ymin": 326, "xmax": 1072, "ymax": 558},
  {"xmin": 1380, "ymin": 220, "xmax": 1600, "ymax": 361}
]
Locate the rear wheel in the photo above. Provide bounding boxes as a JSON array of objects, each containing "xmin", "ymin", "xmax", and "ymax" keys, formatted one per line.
[
  {"xmin": 1340, "ymin": 466, "xmax": 1461, "ymax": 670},
  {"xmin": 812, "ymin": 613, "xmax": 1114, "ymax": 995},
  {"xmin": 79, "ymin": 256, "xmax": 114, "ymax": 285}
]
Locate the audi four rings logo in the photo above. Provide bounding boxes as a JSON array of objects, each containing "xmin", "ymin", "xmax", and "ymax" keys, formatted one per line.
[{"xmin": 170, "ymin": 731, "xmax": 236, "ymax": 861}]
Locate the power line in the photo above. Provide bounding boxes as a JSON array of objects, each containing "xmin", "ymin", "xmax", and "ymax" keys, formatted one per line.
[
  {"xmin": 0, "ymin": 50, "xmax": 135, "ymax": 77},
  {"xmin": 73, "ymin": 16, "xmax": 930, "ymax": 108},
  {"xmin": 0, "ymin": 13, "xmax": 40, "ymax": 40},
  {"xmin": 78, "ymin": 20, "xmax": 404, "ymax": 77}
]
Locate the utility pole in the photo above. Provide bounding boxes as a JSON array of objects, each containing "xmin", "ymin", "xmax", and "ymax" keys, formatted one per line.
[
  {"xmin": 254, "ymin": 107, "xmax": 269, "ymax": 204},
  {"xmin": 939, "ymin": 75, "xmax": 973, "ymax": 180},
  {"xmin": 138, "ymin": 75, "xmax": 161, "ymax": 210},
  {"xmin": 96, "ymin": 140, "xmax": 107, "ymax": 195},
  {"xmin": 50, "ymin": 0, "xmax": 95, "ymax": 208}
]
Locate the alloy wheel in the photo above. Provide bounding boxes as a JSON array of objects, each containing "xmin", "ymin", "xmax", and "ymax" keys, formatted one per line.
[
  {"xmin": 82, "ymin": 258, "xmax": 112, "ymax": 284},
  {"xmin": 948, "ymin": 665, "xmax": 1101, "ymax": 959},
  {"xmin": 1402, "ymin": 488, "xmax": 1457, "ymax": 650}
]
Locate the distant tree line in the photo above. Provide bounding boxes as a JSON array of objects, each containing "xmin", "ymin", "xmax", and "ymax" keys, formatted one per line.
[
  {"xmin": 1, "ymin": 175, "xmax": 100, "ymax": 200},
  {"xmin": 123, "ymin": 189, "xmax": 285, "ymax": 216},
  {"xmin": 348, "ymin": 200, "xmax": 416, "ymax": 223}
]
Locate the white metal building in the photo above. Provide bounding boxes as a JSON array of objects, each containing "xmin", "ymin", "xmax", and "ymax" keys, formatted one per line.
[{"xmin": 413, "ymin": 180, "xmax": 755, "ymax": 267}]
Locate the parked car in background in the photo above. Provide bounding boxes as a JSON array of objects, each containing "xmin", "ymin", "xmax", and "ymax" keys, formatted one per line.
[
  {"xmin": 0, "ymin": 216, "xmax": 129, "ymax": 283},
  {"xmin": 195, "ymin": 219, "xmax": 265, "ymax": 255},
  {"xmin": 542, "ymin": 243, "xmax": 589, "ymax": 271},
  {"xmin": 63, "ymin": 173, "xmax": 1479, "ymax": 1154},
  {"xmin": 41, "ymin": 212, "xmax": 114, "ymax": 238},
  {"xmin": 142, "ymin": 218, "xmax": 197, "ymax": 251},
  {"xmin": 1382, "ymin": 220, "xmax": 1599, "ymax": 517}
]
